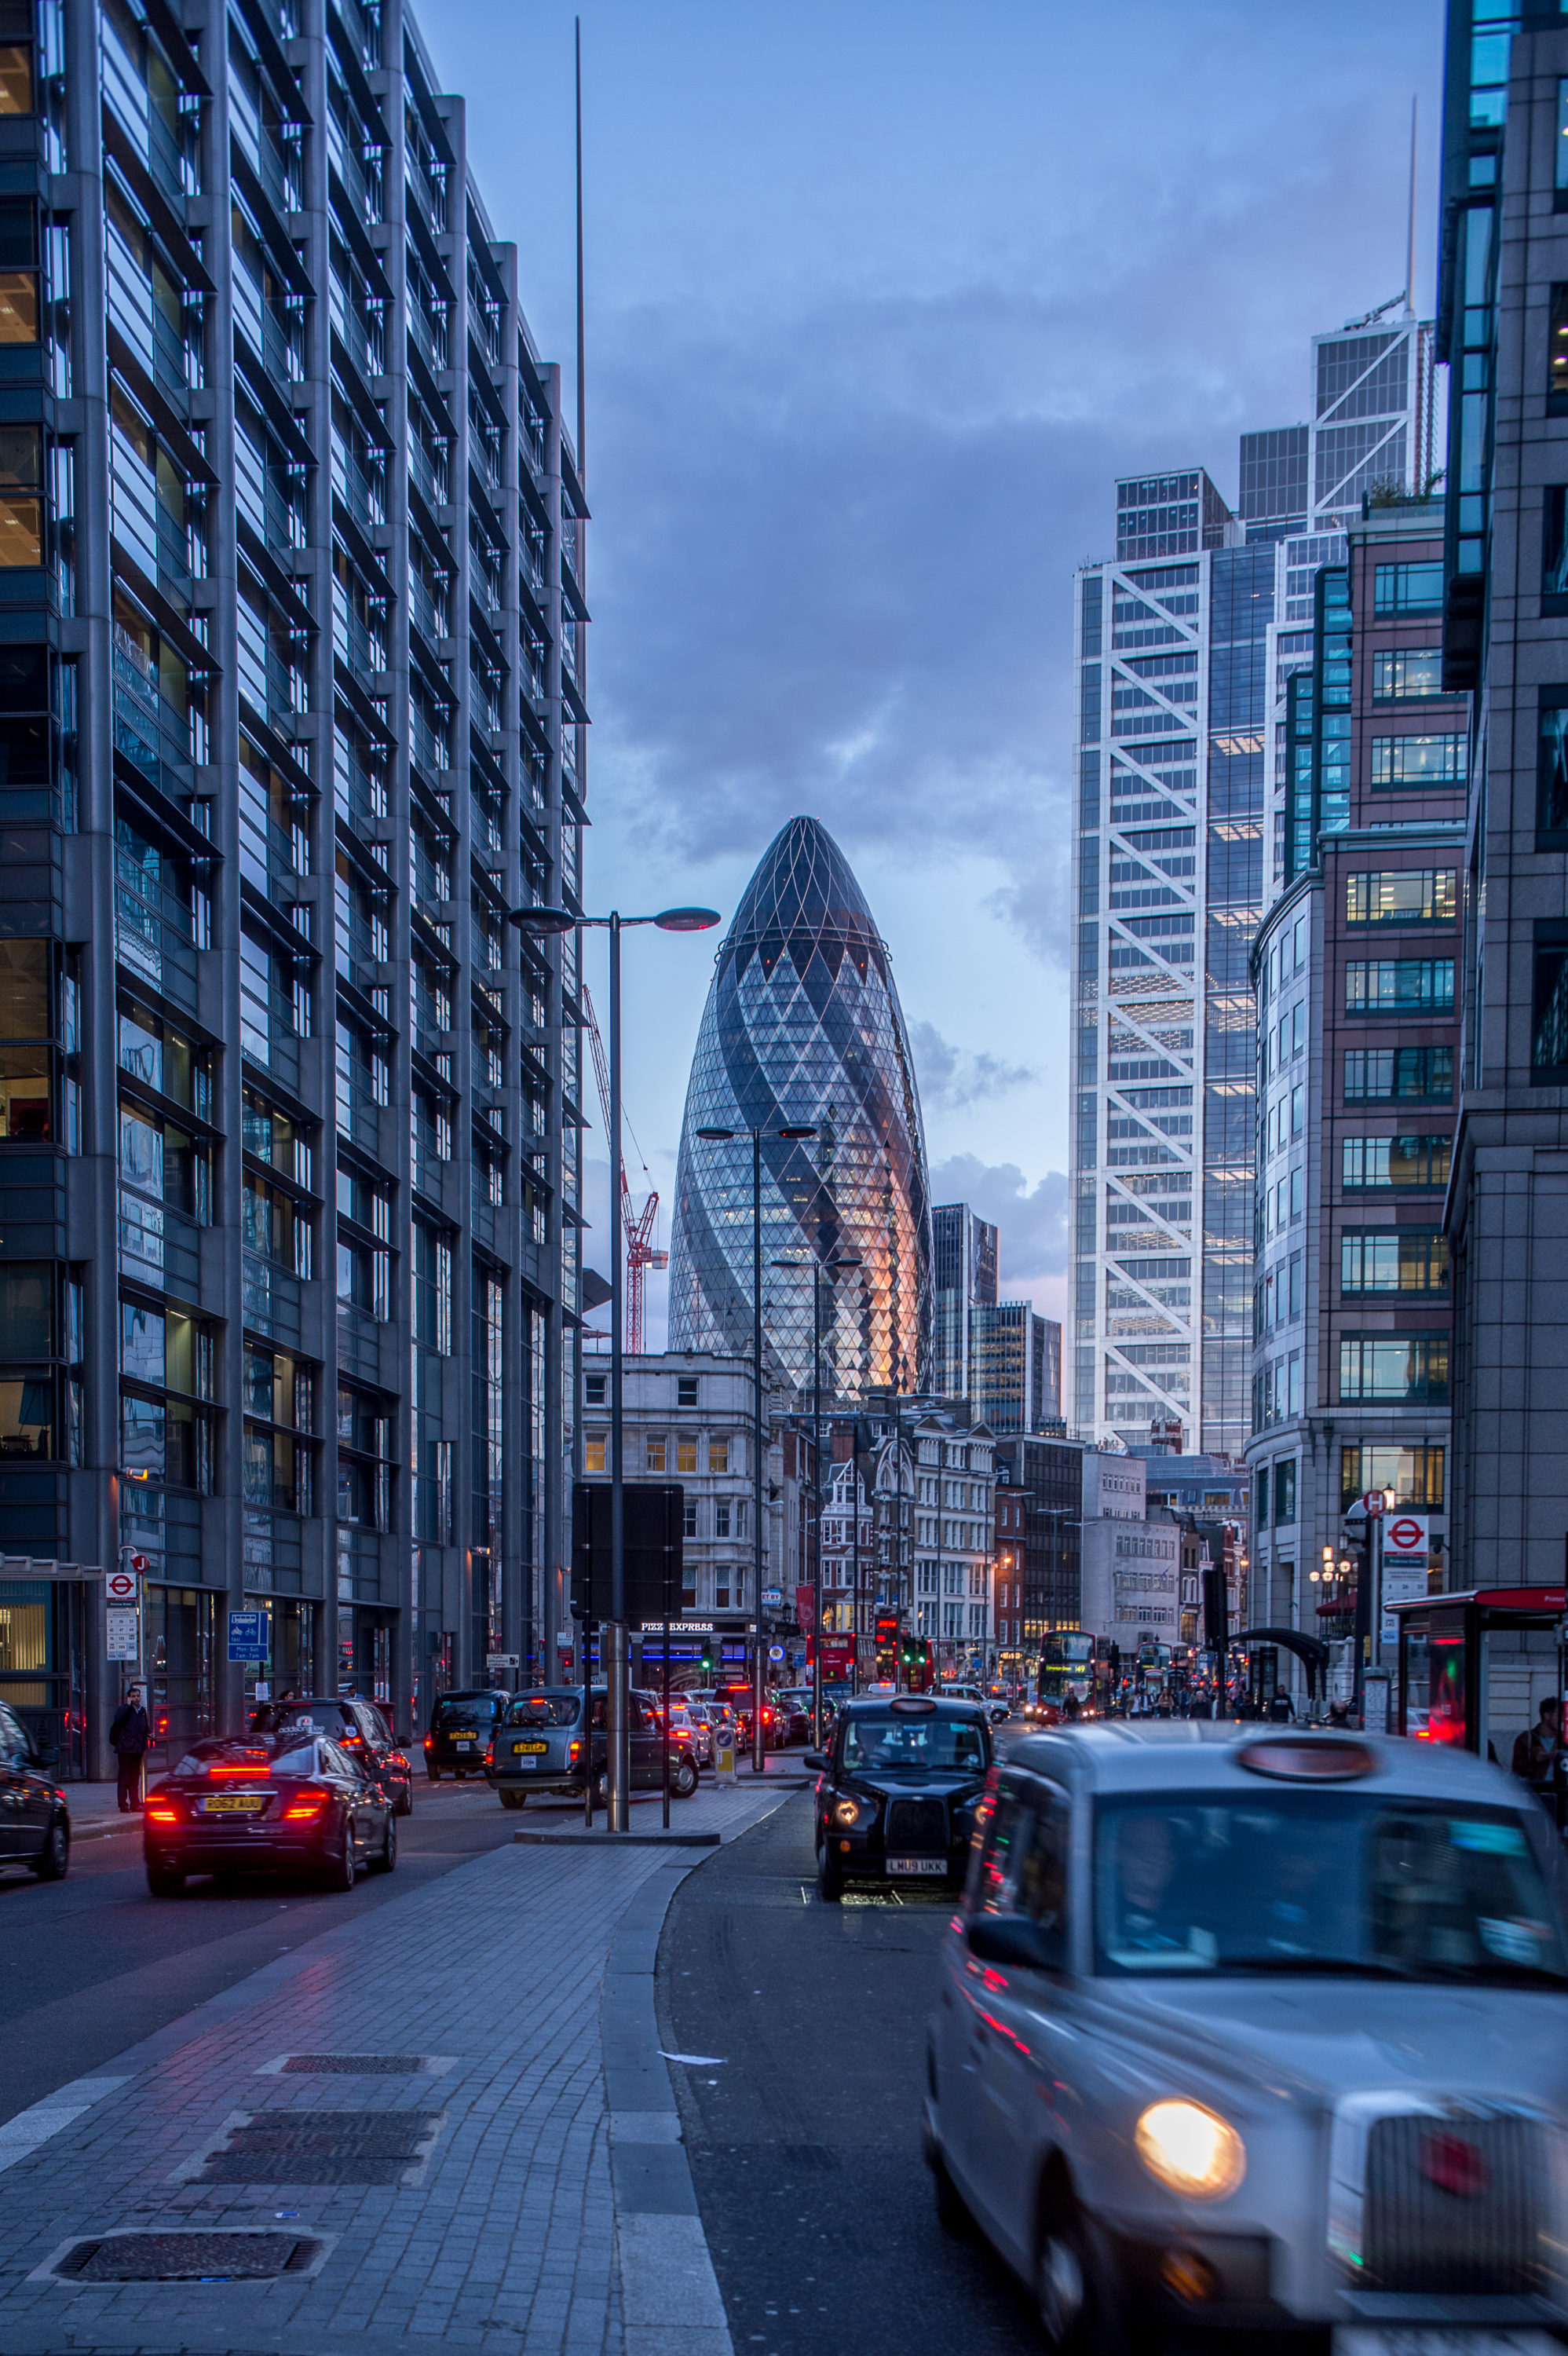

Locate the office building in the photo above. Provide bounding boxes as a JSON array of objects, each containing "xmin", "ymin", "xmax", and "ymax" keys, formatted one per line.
[
  {"xmin": 993, "ymin": 1430, "xmax": 1085, "ymax": 1659},
  {"xmin": 1246, "ymin": 501, "xmax": 1460, "ymax": 1692},
  {"xmin": 668, "ymin": 814, "xmax": 932, "ymax": 1403},
  {"xmin": 1437, "ymin": 5, "xmax": 1568, "ymax": 1590},
  {"xmin": 930, "ymin": 1198, "xmax": 995, "ymax": 1400},
  {"xmin": 0, "ymin": 0, "xmax": 583, "ymax": 1774},
  {"xmin": 967, "ymin": 1299, "xmax": 1060, "ymax": 1433}
]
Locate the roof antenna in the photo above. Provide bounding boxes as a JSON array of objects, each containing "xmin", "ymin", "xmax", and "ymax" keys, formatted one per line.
[
  {"xmin": 1404, "ymin": 93, "xmax": 1418, "ymax": 318},
  {"xmin": 575, "ymin": 15, "xmax": 586, "ymax": 481}
]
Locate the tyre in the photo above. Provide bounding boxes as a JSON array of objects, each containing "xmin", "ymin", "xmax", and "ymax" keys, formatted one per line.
[
  {"xmin": 1035, "ymin": 2206, "xmax": 1117, "ymax": 2356},
  {"xmin": 395, "ymin": 1784, "xmax": 411, "ymax": 1817},
  {"xmin": 31, "ymin": 1815, "xmax": 68, "ymax": 1882},
  {"xmin": 671, "ymin": 1755, "xmax": 698, "ymax": 1800},
  {"xmin": 931, "ymin": 2146, "xmax": 971, "ymax": 2238},
  {"xmin": 146, "ymin": 1864, "xmax": 185, "ymax": 1897},
  {"xmin": 426, "ymin": 1764, "xmax": 441, "ymax": 1783},
  {"xmin": 321, "ymin": 1821, "xmax": 356, "ymax": 1892},
  {"xmin": 816, "ymin": 1844, "xmax": 843, "ymax": 1903},
  {"xmin": 368, "ymin": 1812, "xmax": 397, "ymax": 1873},
  {"xmin": 590, "ymin": 1766, "xmax": 609, "ymax": 1811},
  {"xmin": 499, "ymin": 1788, "xmax": 525, "ymax": 1810}
]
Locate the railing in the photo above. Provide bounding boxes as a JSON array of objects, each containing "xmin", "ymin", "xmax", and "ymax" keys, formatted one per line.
[
  {"xmin": 240, "ymin": 982, "xmax": 304, "ymax": 1088},
  {"xmin": 119, "ymin": 1191, "xmax": 201, "ymax": 1297},
  {"xmin": 412, "ymin": 848, "xmax": 450, "ymax": 907},
  {"xmin": 406, "ymin": 427, "xmax": 448, "ymax": 510},
  {"xmin": 405, "ymin": 151, "xmax": 448, "ymax": 233},
  {"xmin": 337, "ymin": 1301, "xmax": 382, "ymax": 1381},
  {"xmin": 253, "ymin": 123, "xmax": 303, "ymax": 219},
  {"xmin": 336, "ymin": 1082, "xmax": 382, "ymax": 1152},
  {"xmin": 334, "ymin": 755, "xmax": 386, "ymax": 833},
  {"xmin": 332, "ymin": 599, "xmax": 385, "ymax": 696},
  {"xmin": 334, "ymin": 909, "xmax": 383, "ymax": 995},
  {"xmin": 408, "ymin": 703, "xmax": 449, "ymax": 778},
  {"xmin": 331, "ymin": 276, "xmax": 385, "ymax": 379},
  {"xmin": 243, "ymin": 1250, "xmax": 302, "ymax": 1346},
  {"xmin": 405, "ymin": 298, "xmax": 448, "ymax": 376},
  {"xmin": 238, "ymin": 790, "xmax": 305, "ymax": 897},
  {"xmin": 409, "ymin": 571, "xmax": 446, "ymax": 642},
  {"xmin": 332, "ymin": 438, "xmax": 386, "ymax": 529},
  {"xmin": 115, "ymin": 855, "xmax": 199, "ymax": 1010}
]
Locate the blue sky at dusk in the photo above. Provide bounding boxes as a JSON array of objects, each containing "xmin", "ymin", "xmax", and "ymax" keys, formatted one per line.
[{"xmin": 416, "ymin": 0, "xmax": 1444, "ymax": 1340}]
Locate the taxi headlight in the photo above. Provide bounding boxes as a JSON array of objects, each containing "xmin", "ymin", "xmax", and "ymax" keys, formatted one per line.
[
  {"xmin": 1134, "ymin": 2101, "xmax": 1245, "ymax": 2199},
  {"xmin": 833, "ymin": 1793, "xmax": 874, "ymax": 1828}
]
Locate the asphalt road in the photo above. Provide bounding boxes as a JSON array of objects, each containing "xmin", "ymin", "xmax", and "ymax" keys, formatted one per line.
[
  {"xmin": 0, "ymin": 1773, "xmax": 525, "ymax": 2126},
  {"xmin": 659, "ymin": 1786, "xmax": 1041, "ymax": 2356}
]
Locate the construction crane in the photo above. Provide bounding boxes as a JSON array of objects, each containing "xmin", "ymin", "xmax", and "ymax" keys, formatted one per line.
[{"xmin": 580, "ymin": 983, "xmax": 667, "ymax": 1353}]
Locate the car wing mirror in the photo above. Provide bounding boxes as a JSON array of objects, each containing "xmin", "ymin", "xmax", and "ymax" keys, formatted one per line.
[
  {"xmin": 31, "ymin": 1744, "xmax": 57, "ymax": 1769},
  {"xmin": 966, "ymin": 1914, "xmax": 1066, "ymax": 1973},
  {"xmin": 802, "ymin": 1748, "xmax": 830, "ymax": 1772}
]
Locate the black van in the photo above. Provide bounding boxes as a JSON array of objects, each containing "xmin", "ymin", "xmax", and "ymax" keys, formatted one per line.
[{"xmin": 423, "ymin": 1688, "xmax": 507, "ymax": 1780}]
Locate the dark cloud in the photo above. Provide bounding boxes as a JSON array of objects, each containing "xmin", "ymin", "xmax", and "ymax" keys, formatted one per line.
[
  {"xmin": 911, "ymin": 1020, "xmax": 1036, "ymax": 1112},
  {"xmin": 928, "ymin": 1154, "xmax": 1068, "ymax": 1295}
]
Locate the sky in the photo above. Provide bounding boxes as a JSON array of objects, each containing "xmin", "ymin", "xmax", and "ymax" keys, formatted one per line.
[{"xmin": 416, "ymin": 0, "xmax": 1446, "ymax": 1344}]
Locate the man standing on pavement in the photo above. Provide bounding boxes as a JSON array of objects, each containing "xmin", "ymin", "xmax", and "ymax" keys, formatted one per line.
[{"xmin": 109, "ymin": 1680, "xmax": 152, "ymax": 1812}]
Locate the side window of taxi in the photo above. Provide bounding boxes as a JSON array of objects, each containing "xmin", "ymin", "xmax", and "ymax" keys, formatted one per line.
[{"xmin": 970, "ymin": 1772, "xmax": 1069, "ymax": 1932}]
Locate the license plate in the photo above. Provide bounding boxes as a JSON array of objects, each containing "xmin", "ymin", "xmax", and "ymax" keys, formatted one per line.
[
  {"xmin": 454, "ymin": 1736, "xmax": 476, "ymax": 1747},
  {"xmin": 199, "ymin": 1794, "xmax": 268, "ymax": 1815},
  {"xmin": 886, "ymin": 1856, "xmax": 947, "ymax": 1875},
  {"xmin": 513, "ymin": 1741, "xmax": 548, "ymax": 1755},
  {"xmin": 1336, "ymin": 2334, "xmax": 1562, "ymax": 2355}
]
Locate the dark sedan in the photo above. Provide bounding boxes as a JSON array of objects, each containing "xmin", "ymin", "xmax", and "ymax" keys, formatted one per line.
[
  {"xmin": 806, "ymin": 1694, "xmax": 992, "ymax": 1901},
  {"xmin": 143, "ymin": 1734, "xmax": 396, "ymax": 1893},
  {"xmin": 269, "ymin": 1696, "xmax": 414, "ymax": 1816},
  {"xmin": 0, "ymin": 1697, "xmax": 68, "ymax": 1881}
]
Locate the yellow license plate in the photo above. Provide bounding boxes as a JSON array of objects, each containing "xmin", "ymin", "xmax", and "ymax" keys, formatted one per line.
[
  {"xmin": 513, "ymin": 1740, "xmax": 548, "ymax": 1754},
  {"xmin": 454, "ymin": 1736, "xmax": 476, "ymax": 1744},
  {"xmin": 200, "ymin": 1793, "xmax": 268, "ymax": 1814}
]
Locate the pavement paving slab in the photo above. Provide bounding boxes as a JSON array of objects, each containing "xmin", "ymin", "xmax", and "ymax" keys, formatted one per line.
[{"xmin": 0, "ymin": 1777, "xmax": 788, "ymax": 2356}]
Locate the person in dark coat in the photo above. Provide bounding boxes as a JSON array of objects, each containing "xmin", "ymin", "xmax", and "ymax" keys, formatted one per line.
[{"xmin": 108, "ymin": 1681, "xmax": 152, "ymax": 1811}]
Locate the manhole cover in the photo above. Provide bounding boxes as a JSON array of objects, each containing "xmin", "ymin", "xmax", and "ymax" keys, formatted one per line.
[
  {"xmin": 197, "ymin": 2110, "xmax": 442, "ymax": 2187},
  {"xmin": 53, "ymin": 2232, "xmax": 321, "ymax": 2281},
  {"xmin": 283, "ymin": 2055, "xmax": 428, "ymax": 2076}
]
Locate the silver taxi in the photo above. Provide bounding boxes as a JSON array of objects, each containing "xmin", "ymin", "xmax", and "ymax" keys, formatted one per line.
[{"xmin": 926, "ymin": 1721, "xmax": 1568, "ymax": 2352}]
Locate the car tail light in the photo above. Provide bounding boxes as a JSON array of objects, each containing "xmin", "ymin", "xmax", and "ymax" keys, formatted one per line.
[
  {"xmin": 280, "ymin": 1787, "xmax": 331, "ymax": 1822},
  {"xmin": 484, "ymin": 1744, "xmax": 495, "ymax": 1765},
  {"xmin": 390, "ymin": 1753, "xmax": 408, "ymax": 1769},
  {"xmin": 568, "ymin": 1739, "xmax": 583, "ymax": 1762},
  {"xmin": 422, "ymin": 1735, "xmax": 433, "ymax": 1749},
  {"xmin": 340, "ymin": 1731, "xmax": 364, "ymax": 1748},
  {"xmin": 145, "ymin": 1802, "xmax": 180, "ymax": 1824}
]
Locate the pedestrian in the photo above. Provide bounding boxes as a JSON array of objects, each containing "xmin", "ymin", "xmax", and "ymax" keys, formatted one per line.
[
  {"xmin": 108, "ymin": 1680, "xmax": 152, "ymax": 1812},
  {"xmin": 1511, "ymin": 1696, "xmax": 1560, "ymax": 1785}
]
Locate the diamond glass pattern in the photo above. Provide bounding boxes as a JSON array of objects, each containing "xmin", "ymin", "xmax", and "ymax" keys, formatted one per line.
[{"xmin": 668, "ymin": 816, "xmax": 931, "ymax": 1399}]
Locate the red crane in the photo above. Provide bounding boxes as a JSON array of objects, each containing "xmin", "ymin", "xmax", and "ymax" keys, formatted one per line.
[{"xmin": 580, "ymin": 983, "xmax": 666, "ymax": 1353}]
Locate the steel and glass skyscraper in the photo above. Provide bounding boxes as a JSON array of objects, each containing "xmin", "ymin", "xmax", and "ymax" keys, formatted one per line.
[
  {"xmin": 669, "ymin": 816, "xmax": 931, "ymax": 1402},
  {"xmin": 0, "ymin": 0, "xmax": 583, "ymax": 1776}
]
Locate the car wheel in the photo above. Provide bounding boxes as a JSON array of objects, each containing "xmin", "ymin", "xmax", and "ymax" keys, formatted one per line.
[
  {"xmin": 816, "ymin": 1845, "xmax": 842, "ymax": 1903},
  {"xmin": 1036, "ymin": 2208, "xmax": 1116, "ymax": 2356},
  {"xmin": 321, "ymin": 1822, "xmax": 356, "ymax": 1893},
  {"xmin": 32, "ymin": 1815, "xmax": 68, "ymax": 1881},
  {"xmin": 368, "ymin": 1812, "xmax": 397, "ymax": 1874},
  {"xmin": 499, "ymin": 1788, "xmax": 525, "ymax": 1810},
  {"xmin": 672, "ymin": 1755, "xmax": 698, "ymax": 1799},
  {"xmin": 590, "ymin": 1767, "xmax": 609, "ymax": 1810},
  {"xmin": 426, "ymin": 1765, "xmax": 441, "ymax": 1783},
  {"xmin": 930, "ymin": 2146, "xmax": 971, "ymax": 2238},
  {"xmin": 395, "ymin": 1785, "xmax": 411, "ymax": 1818},
  {"xmin": 146, "ymin": 1864, "xmax": 185, "ymax": 1897}
]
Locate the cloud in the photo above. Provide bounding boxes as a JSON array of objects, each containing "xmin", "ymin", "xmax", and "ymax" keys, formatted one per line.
[
  {"xmin": 911, "ymin": 1020, "xmax": 1036, "ymax": 1112},
  {"xmin": 928, "ymin": 1154, "xmax": 1069, "ymax": 1295}
]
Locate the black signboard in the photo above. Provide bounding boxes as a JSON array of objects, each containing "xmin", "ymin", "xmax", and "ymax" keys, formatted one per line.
[{"xmin": 571, "ymin": 1481, "xmax": 685, "ymax": 1624}]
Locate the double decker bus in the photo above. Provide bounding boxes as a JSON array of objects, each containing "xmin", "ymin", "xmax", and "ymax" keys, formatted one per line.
[{"xmin": 1040, "ymin": 1630, "xmax": 1095, "ymax": 1707}]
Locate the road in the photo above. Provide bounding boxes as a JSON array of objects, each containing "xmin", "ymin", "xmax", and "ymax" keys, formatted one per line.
[
  {"xmin": 0, "ymin": 1774, "xmax": 524, "ymax": 2125},
  {"xmin": 658, "ymin": 1783, "xmax": 1041, "ymax": 2356}
]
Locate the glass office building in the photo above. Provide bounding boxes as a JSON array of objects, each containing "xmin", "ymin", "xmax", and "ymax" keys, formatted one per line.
[
  {"xmin": 668, "ymin": 816, "xmax": 932, "ymax": 1402},
  {"xmin": 0, "ymin": 0, "xmax": 582, "ymax": 1772}
]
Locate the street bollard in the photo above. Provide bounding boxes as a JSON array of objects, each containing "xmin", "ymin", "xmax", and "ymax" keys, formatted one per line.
[{"xmin": 715, "ymin": 1725, "xmax": 737, "ymax": 1786}]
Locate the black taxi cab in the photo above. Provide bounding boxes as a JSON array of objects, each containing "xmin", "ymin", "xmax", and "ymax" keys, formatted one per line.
[{"xmin": 806, "ymin": 1692, "xmax": 992, "ymax": 1901}]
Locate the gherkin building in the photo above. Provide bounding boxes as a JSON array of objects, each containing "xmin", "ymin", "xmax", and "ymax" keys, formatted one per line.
[{"xmin": 668, "ymin": 815, "xmax": 931, "ymax": 1399}]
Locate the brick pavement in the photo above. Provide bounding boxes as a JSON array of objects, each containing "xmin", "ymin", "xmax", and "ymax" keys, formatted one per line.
[{"xmin": 0, "ymin": 1777, "xmax": 788, "ymax": 2356}]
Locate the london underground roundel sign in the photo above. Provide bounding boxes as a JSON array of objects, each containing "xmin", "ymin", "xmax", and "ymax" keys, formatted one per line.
[{"xmin": 1387, "ymin": 1516, "xmax": 1426, "ymax": 1553}]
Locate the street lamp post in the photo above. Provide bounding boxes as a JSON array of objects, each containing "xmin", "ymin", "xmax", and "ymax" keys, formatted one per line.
[
  {"xmin": 510, "ymin": 899, "xmax": 719, "ymax": 1832},
  {"xmin": 770, "ymin": 1249, "xmax": 861, "ymax": 1746},
  {"xmin": 693, "ymin": 1120, "xmax": 816, "ymax": 1775}
]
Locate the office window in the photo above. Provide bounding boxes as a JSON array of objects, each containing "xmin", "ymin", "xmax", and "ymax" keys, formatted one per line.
[
  {"xmin": 1372, "ymin": 648, "xmax": 1444, "ymax": 701},
  {"xmin": 715, "ymin": 1499, "xmax": 731, "ymax": 1538},
  {"xmin": 1274, "ymin": 1459, "xmax": 1296, "ymax": 1525},
  {"xmin": 1552, "ymin": 284, "xmax": 1568, "ymax": 405},
  {"xmin": 1344, "ymin": 1045, "xmax": 1453, "ymax": 1102},
  {"xmin": 0, "ymin": 421, "xmax": 41, "ymax": 564},
  {"xmin": 1340, "ymin": 1443, "xmax": 1444, "ymax": 1513},
  {"xmin": 645, "ymin": 1434, "xmax": 667, "ymax": 1473},
  {"xmin": 583, "ymin": 1434, "xmax": 605, "ymax": 1473},
  {"xmin": 0, "ymin": 27, "xmax": 30, "ymax": 115},
  {"xmin": 676, "ymin": 1436, "xmax": 697, "ymax": 1475},
  {"xmin": 1369, "ymin": 735, "xmax": 1467, "ymax": 792},
  {"xmin": 1342, "ymin": 1135, "xmax": 1452, "ymax": 1190},
  {"xmin": 1345, "ymin": 960, "xmax": 1454, "ymax": 1015},
  {"xmin": 584, "ymin": 1372, "xmax": 605, "ymax": 1404},
  {"xmin": 1559, "ymin": 79, "xmax": 1568, "ymax": 191},
  {"xmin": 1341, "ymin": 1231, "xmax": 1449, "ymax": 1295},
  {"xmin": 1532, "ymin": 927, "xmax": 1568, "ymax": 1077},
  {"xmin": 1544, "ymin": 487, "xmax": 1568, "ymax": 606},
  {"xmin": 682, "ymin": 1497, "xmax": 697, "ymax": 1538},
  {"xmin": 677, "ymin": 1374, "xmax": 699, "ymax": 1406},
  {"xmin": 708, "ymin": 1436, "xmax": 729, "ymax": 1474},
  {"xmin": 1340, "ymin": 1336, "xmax": 1448, "ymax": 1405},
  {"xmin": 1541, "ymin": 703, "xmax": 1568, "ymax": 840},
  {"xmin": 1373, "ymin": 562, "xmax": 1443, "ymax": 615},
  {"xmin": 1288, "ymin": 1249, "xmax": 1303, "ymax": 1317},
  {"xmin": 1345, "ymin": 871, "xmax": 1457, "ymax": 927}
]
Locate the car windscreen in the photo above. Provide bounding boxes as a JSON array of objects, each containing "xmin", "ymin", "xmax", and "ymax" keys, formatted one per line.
[
  {"xmin": 839, "ymin": 1712, "xmax": 989, "ymax": 1776},
  {"xmin": 503, "ymin": 1692, "xmax": 581, "ymax": 1729},
  {"xmin": 173, "ymin": 1739, "xmax": 321, "ymax": 1779},
  {"xmin": 433, "ymin": 1697, "xmax": 500, "ymax": 1729},
  {"xmin": 1095, "ymin": 1789, "xmax": 1568, "ymax": 1985}
]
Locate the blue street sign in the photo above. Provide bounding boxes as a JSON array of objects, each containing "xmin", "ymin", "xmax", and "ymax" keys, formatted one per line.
[{"xmin": 228, "ymin": 1609, "xmax": 268, "ymax": 1663}]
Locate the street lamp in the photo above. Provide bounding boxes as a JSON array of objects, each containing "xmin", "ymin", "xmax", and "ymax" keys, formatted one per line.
[
  {"xmin": 511, "ymin": 900, "xmax": 720, "ymax": 1831},
  {"xmin": 693, "ymin": 1120, "xmax": 817, "ymax": 1774},
  {"xmin": 769, "ymin": 1248, "xmax": 862, "ymax": 1744}
]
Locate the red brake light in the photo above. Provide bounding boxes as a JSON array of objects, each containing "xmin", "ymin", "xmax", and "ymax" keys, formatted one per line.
[
  {"xmin": 340, "ymin": 1731, "xmax": 364, "ymax": 1748},
  {"xmin": 145, "ymin": 1803, "xmax": 180, "ymax": 1824},
  {"xmin": 484, "ymin": 1745, "xmax": 495, "ymax": 1765},
  {"xmin": 568, "ymin": 1738, "xmax": 583, "ymax": 1762},
  {"xmin": 422, "ymin": 1735, "xmax": 433, "ymax": 1748},
  {"xmin": 207, "ymin": 1761, "xmax": 269, "ymax": 1776},
  {"xmin": 280, "ymin": 1786, "xmax": 331, "ymax": 1821},
  {"xmin": 389, "ymin": 1753, "xmax": 408, "ymax": 1769}
]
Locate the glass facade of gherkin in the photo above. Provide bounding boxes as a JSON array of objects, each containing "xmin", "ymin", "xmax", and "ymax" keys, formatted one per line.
[{"xmin": 669, "ymin": 817, "xmax": 931, "ymax": 1399}]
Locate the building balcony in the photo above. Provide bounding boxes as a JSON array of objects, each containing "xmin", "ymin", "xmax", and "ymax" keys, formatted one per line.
[
  {"xmin": 115, "ymin": 862, "xmax": 199, "ymax": 1012},
  {"xmin": 119, "ymin": 1191, "xmax": 201, "ymax": 1299},
  {"xmin": 242, "ymin": 1251, "xmax": 302, "ymax": 1347}
]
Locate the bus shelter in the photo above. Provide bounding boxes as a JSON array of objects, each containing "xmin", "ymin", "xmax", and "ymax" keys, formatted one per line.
[{"xmin": 1388, "ymin": 1588, "xmax": 1566, "ymax": 1792}]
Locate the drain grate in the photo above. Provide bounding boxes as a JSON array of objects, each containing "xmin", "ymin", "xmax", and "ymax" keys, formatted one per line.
[
  {"xmin": 283, "ymin": 2054, "xmax": 428, "ymax": 2076},
  {"xmin": 53, "ymin": 2232, "xmax": 321, "ymax": 2281},
  {"xmin": 197, "ymin": 2109, "xmax": 442, "ymax": 2188}
]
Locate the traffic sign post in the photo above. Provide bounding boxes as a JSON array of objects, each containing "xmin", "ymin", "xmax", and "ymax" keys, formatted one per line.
[
  {"xmin": 104, "ymin": 1568, "xmax": 140, "ymax": 1607},
  {"xmin": 227, "ymin": 1610, "xmax": 268, "ymax": 1665}
]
